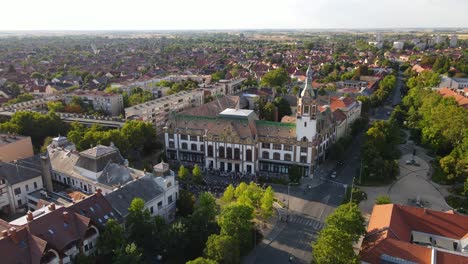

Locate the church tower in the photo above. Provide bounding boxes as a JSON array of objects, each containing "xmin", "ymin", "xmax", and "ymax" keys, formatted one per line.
[{"xmin": 296, "ymin": 65, "xmax": 318, "ymax": 142}]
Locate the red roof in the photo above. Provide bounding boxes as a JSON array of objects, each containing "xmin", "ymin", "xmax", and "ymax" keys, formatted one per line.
[
  {"xmin": 439, "ymin": 88, "xmax": 468, "ymax": 110},
  {"xmin": 0, "ymin": 227, "xmax": 47, "ymax": 264},
  {"xmin": 360, "ymin": 204, "xmax": 468, "ymax": 264},
  {"xmin": 330, "ymin": 96, "xmax": 356, "ymax": 112}
]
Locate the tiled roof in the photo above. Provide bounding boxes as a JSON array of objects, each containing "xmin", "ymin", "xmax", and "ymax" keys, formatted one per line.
[
  {"xmin": 69, "ymin": 192, "xmax": 121, "ymax": 228},
  {"xmin": 0, "ymin": 227, "xmax": 47, "ymax": 264},
  {"xmin": 360, "ymin": 204, "xmax": 468, "ymax": 264},
  {"xmin": 439, "ymin": 87, "xmax": 468, "ymax": 109}
]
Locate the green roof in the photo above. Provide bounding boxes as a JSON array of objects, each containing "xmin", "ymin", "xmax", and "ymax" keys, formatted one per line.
[{"xmin": 255, "ymin": 120, "xmax": 296, "ymax": 128}]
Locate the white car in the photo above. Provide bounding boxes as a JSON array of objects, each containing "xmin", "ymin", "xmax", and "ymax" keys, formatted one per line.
[{"xmin": 330, "ymin": 171, "xmax": 337, "ymax": 179}]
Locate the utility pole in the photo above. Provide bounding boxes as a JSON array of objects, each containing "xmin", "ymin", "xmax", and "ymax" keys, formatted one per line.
[{"xmin": 350, "ymin": 176, "xmax": 355, "ymax": 203}]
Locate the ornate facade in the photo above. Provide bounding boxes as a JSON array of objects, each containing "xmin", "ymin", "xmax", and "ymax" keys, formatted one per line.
[{"xmin": 164, "ymin": 65, "xmax": 337, "ymax": 177}]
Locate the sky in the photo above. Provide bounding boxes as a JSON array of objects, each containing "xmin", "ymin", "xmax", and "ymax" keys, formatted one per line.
[{"xmin": 1, "ymin": 0, "xmax": 467, "ymax": 30}]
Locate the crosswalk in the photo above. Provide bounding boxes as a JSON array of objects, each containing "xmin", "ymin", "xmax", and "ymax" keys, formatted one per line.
[{"xmin": 287, "ymin": 215, "xmax": 325, "ymax": 230}]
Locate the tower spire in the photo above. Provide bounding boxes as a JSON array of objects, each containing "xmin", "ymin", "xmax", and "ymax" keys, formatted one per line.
[{"xmin": 301, "ymin": 64, "xmax": 314, "ymax": 98}]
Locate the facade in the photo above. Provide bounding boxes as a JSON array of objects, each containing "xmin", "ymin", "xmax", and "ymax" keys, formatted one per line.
[
  {"xmin": 0, "ymin": 134, "xmax": 34, "ymax": 162},
  {"xmin": 125, "ymin": 89, "xmax": 204, "ymax": 132},
  {"xmin": 105, "ymin": 162, "xmax": 178, "ymax": 222},
  {"xmin": 360, "ymin": 204, "xmax": 468, "ymax": 264},
  {"xmin": 47, "ymin": 139, "xmax": 144, "ymax": 195},
  {"xmin": 64, "ymin": 91, "xmax": 124, "ymax": 116},
  {"xmin": 164, "ymin": 65, "xmax": 335, "ymax": 177},
  {"xmin": 0, "ymin": 155, "xmax": 47, "ymax": 214},
  {"xmin": 393, "ymin": 41, "xmax": 404, "ymax": 50},
  {"xmin": 450, "ymin": 34, "xmax": 458, "ymax": 48},
  {"xmin": 439, "ymin": 77, "xmax": 468, "ymax": 90}
]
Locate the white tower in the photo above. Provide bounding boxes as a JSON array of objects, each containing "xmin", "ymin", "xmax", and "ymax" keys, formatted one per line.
[
  {"xmin": 296, "ymin": 65, "xmax": 317, "ymax": 142},
  {"xmin": 450, "ymin": 34, "xmax": 458, "ymax": 48}
]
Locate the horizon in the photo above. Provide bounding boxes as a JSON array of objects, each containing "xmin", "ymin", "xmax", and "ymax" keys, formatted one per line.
[{"xmin": 1, "ymin": 0, "xmax": 468, "ymax": 31}]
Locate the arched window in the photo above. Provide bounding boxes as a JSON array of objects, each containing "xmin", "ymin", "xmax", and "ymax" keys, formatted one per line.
[
  {"xmin": 219, "ymin": 146, "xmax": 225, "ymax": 158},
  {"xmin": 191, "ymin": 144, "xmax": 197, "ymax": 151},
  {"xmin": 246, "ymin": 149, "xmax": 252, "ymax": 161},
  {"xmin": 181, "ymin": 143, "xmax": 188, "ymax": 150},
  {"xmin": 304, "ymin": 122, "xmax": 307, "ymax": 127},
  {"xmin": 284, "ymin": 154, "xmax": 292, "ymax": 161},
  {"xmin": 273, "ymin": 152, "xmax": 280, "ymax": 160},
  {"xmin": 262, "ymin": 151, "xmax": 269, "ymax": 159},
  {"xmin": 302, "ymin": 136, "xmax": 308, "ymax": 142}
]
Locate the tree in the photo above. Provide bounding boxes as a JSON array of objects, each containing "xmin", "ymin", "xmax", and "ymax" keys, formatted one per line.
[
  {"xmin": 113, "ymin": 243, "xmax": 143, "ymax": 264},
  {"xmin": 125, "ymin": 198, "xmax": 154, "ymax": 253},
  {"xmin": 260, "ymin": 68, "xmax": 289, "ymax": 88},
  {"xmin": 47, "ymin": 101, "xmax": 65, "ymax": 112},
  {"xmin": 375, "ymin": 195, "xmax": 392, "ymax": 205},
  {"xmin": 260, "ymin": 186, "xmax": 274, "ymax": 220},
  {"xmin": 221, "ymin": 184, "xmax": 235, "ymax": 204},
  {"xmin": 97, "ymin": 219, "xmax": 125, "ymax": 259},
  {"xmin": 30, "ymin": 72, "xmax": 44, "ymax": 79},
  {"xmin": 217, "ymin": 203, "xmax": 254, "ymax": 254},
  {"xmin": 273, "ymin": 97, "xmax": 292, "ymax": 120},
  {"xmin": 204, "ymin": 234, "xmax": 240, "ymax": 264},
  {"xmin": 234, "ymin": 182, "xmax": 248, "ymax": 198},
  {"xmin": 193, "ymin": 164, "xmax": 203, "ymax": 184},
  {"xmin": 177, "ymin": 189, "xmax": 195, "ymax": 217},
  {"xmin": 178, "ymin": 165, "xmax": 190, "ymax": 181},
  {"xmin": 325, "ymin": 203, "xmax": 366, "ymax": 242},
  {"xmin": 262, "ymin": 102, "xmax": 276, "ymax": 121},
  {"xmin": 312, "ymin": 226, "xmax": 359, "ymax": 264},
  {"xmin": 186, "ymin": 257, "xmax": 217, "ymax": 264},
  {"xmin": 288, "ymin": 165, "xmax": 301, "ymax": 183}
]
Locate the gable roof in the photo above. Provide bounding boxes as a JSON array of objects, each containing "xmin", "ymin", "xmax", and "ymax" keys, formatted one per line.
[
  {"xmin": 0, "ymin": 227, "xmax": 47, "ymax": 264},
  {"xmin": 439, "ymin": 87, "xmax": 468, "ymax": 110},
  {"xmin": 68, "ymin": 192, "xmax": 121, "ymax": 228}
]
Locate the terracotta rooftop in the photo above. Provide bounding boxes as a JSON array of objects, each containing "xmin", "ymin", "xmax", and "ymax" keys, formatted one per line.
[
  {"xmin": 360, "ymin": 204, "xmax": 468, "ymax": 264},
  {"xmin": 439, "ymin": 87, "xmax": 468, "ymax": 110}
]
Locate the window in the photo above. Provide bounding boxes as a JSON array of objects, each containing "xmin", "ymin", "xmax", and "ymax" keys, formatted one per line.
[
  {"xmin": 234, "ymin": 148, "xmax": 240, "ymax": 160},
  {"xmin": 262, "ymin": 143, "xmax": 270, "ymax": 149},
  {"xmin": 17, "ymin": 199, "xmax": 22, "ymax": 206},
  {"xmin": 301, "ymin": 147, "xmax": 307, "ymax": 153},
  {"xmin": 84, "ymin": 245, "xmax": 89, "ymax": 251},
  {"xmin": 284, "ymin": 145, "xmax": 292, "ymax": 151},
  {"xmin": 191, "ymin": 144, "xmax": 197, "ymax": 151},
  {"xmin": 262, "ymin": 151, "xmax": 269, "ymax": 159},
  {"xmin": 25, "ymin": 185, "xmax": 29, "ymax": 192},
  {"xmin": 300, "ymin": 156, "xmax": 307, "ymax": 163},
  {"xmin": 273, "ymin": 153, "xmax": 280, "ymax": 160},
  {"xmin": 284, "ymin": 154, "xmax": 292, "ymax": 161},
  {"xmin": 246, "ymin": 149, "xmax": 252, "ymax": 162},
  {"xmin": 304, "ymin": 122, "xmax": 307, "ymax": 127},
  {"xmin": 181, "ymin": 143, "xmax": 188, "ymax": 150},
  {"xmin": 14, "ymin": 188, "xmax": 21, "ymax": 195},
  {"xmin": 180, "ymin": 134, "xmax": 188, "ymax": 140},
  {"xmin": 157, "ymin": 201, "xmax": 163, "ymax": 209},
  {"xmin": 33, "ymin": 182, "xmax": 38, "ymax": 189},
  {"xmin": 208, "ymin": 145, "xmax": 213, "ymax": 157},
  {"xmin": 219, "ymin": 146, "xmax": 225, "ymax": 158},
  {"xmin": 190, "ymin": 135, "xmax": 197, "ymax": 142},
  {"xmin": 150, "ymin": 206, "xmax": 154, "ymax": 214},
  {"xmin": 303, "ymin": 105, "xmax": 310, "ymax": 115},
  {"xmin": 226, "ymin": 147, "xmax": 232, "ymax": 159},
  {"xmin": 168, "ymin": 133, "xmax": 174, "ymax": 139},
  {"xmin": 273, "ymin": 144, "xmax": 281, "ymax": 150},
  {"xmin": 168, "ymin": 195, "xmax": 173, "ymax": 204},
  {"xmin": 169, "ymin": 142, "xmax": 175, "ymax": 148},
  {"xmin": 0, "ymin": 179, "xmax": 5, "ymax": 185}
]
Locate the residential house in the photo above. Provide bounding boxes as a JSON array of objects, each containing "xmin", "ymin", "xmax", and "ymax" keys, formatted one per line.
[
  {"xmin": 360, "ymin": 204, "xmax": 468, "ymax": 264},
  {"xmin": 63, "ymin": 90, "xmax": 124, "ymax": 116}
]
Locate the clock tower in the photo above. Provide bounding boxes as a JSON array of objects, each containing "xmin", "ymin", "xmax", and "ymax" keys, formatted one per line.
[{"xmin": 296, "ymin": 65, "xmax": 318, "ymax": 142}]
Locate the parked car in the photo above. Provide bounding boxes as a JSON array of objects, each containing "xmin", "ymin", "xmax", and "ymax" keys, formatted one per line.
[{"xmin": 330, "ymin": 171, "xmax": 337, "ymax": 179}]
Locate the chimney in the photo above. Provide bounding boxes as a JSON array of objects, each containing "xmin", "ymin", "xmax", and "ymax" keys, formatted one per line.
[
  {"xmin": 9, "ymin": 227, "xmax": 18, "ymax": 244},
  {"xmin": 48, "ymin": 203, "xmax": 56, "ymax": 211},
  {"xmin": 95, "ymin": 188, "xmax": 102, "ymax": 196},
  {"xmin": 40, "ymin": 155, "xmax": 54, "ymax": 192},
  {"xmin": 2, "ymin": 230, "xmax": 8, "ymax": 238},
  {"xmin": 63, "ymin": 211, "xmax": 70, "ymax": 223},
  {"xmin": 26, "ymin": 211, "xmax": 33, "ymax": 222}
]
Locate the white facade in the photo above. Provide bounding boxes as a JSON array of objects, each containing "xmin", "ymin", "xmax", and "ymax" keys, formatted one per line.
[
  {"xmin": 450, "ymin": 34, "xmax": 458, "ymax": 48},
  {"xmin": 393, "ymin": 41, "xmax": 404, "ymax": 50},
  {"xmin": 64, "ymin": 91, "xmax": 124, "ymax": 116}
]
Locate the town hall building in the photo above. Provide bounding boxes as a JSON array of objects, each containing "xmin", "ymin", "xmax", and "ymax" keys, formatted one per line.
[{"xmin": 164, "ymin": 65, "xmax": 358, "ymax": 177}]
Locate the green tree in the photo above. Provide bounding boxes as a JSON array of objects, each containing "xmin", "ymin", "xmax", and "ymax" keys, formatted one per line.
[
  {"xmin": 234, "ymin": 182, "xmax": 248, "ymax": 198},
  {"xmin": 125, "ymin": 198, "xmax": 154, "ymax": 253},
  {"xmin": 47, "ymin": 101, "xmax": 65, "ymax": 112},
  {"xmin": 217, "ymin": 203, "xmax": 254, "ymax": 254},
  {"xmin": 193, "ymin": 164, "xmax": 203, "ymax": 184},
  {"xmin": 262, "ymin": 102, "xmax": 276, "ymax": 121},
  {"xmin": 325, "ymin": 203, "xmax": 366, "ymax": 242},
  {"xmin": 260, "ymin": 186, "xmax": 274, "ymax": 220},
  {"xmin": 221, "ymin": 184, "xmax": 235, "ymax": 204},
  {"xmin": 204, "ymin": 234, "xmax": 240, "ymax": 264},
  {"xmin": 273, "ymin": 97, "xmax": 292, "ymax": 120},
  {"xmin": 375, "ymin": 195, "xmax": 392, "ymax": 205},
  {"xmin": 312, "ymin": 226, "xmax": 359, "ymax": 264},
  {"xmin": 178, "ymin": 165, "xmax": 190, "ymax": 181},
  {"xmin": 177, "ymin": 189, "xmax": 195, "ymax": 217},
  {"xmin": 186, "ymin": 257, "xmax": 217, "ymax": 264},
  {"xmin": 97, "ymin": 219, "xmax": 125, "ymax": 259},
  {"xmin": 260, "ymin": 68, "xmax": 289, "ymax": 88},
  {"xmin": 113, "ymin": 243, "xmax": 143, "ymax": 264}
]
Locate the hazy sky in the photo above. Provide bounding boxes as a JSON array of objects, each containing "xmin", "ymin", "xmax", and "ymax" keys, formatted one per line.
[{"xmin": 1, "ymin": 0, "xmax": 467, "ymax": 30}]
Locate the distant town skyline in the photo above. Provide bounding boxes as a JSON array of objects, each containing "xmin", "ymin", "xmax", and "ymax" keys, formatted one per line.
[{"xmin": 1, "ymin": 0, "xmax": 468, "ymax": 30}]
